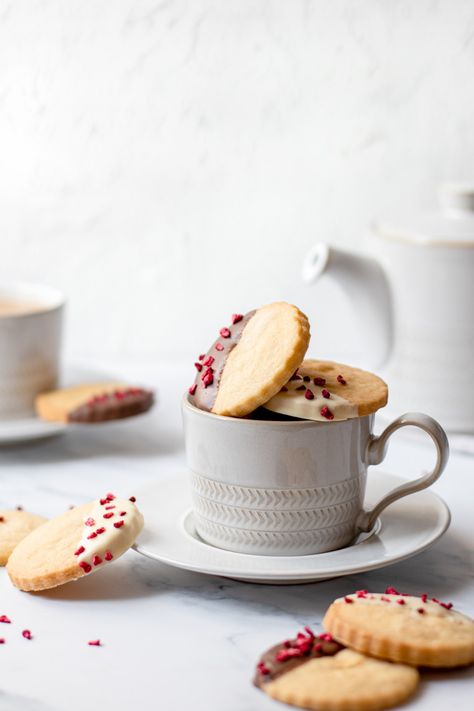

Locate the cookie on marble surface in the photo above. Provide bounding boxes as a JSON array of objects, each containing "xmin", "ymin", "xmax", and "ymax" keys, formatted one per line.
[
  {"xmin": 0, "ymin": 510, "xmax": 47, "ymax": 566},
  {"xmin": 7, "ymin": 493, "xmax": 143, "ymax": 591},
  {"xmin": 35, "ymin": 383, "xmax": 154, "ymax": 423},
  {"xmin": 263, "ymin": 359, "xmax": 388, "ymax": 422},
  {"xmin": 254, "ymin": 626, "xmax": 418, "ymax": 711},
  {"xmin": 323, "ymin": 589, "xmax": 474, "ymax": 668},
  {"xmin": 189, "ymin": 302, "xmax": 310, "ymax": 417}
]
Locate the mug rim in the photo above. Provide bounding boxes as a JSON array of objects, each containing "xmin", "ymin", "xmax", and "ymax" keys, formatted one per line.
[
  {"xmin": 0, "ymin": 280, "xmax": 65, "ymax": 320},
  {"xmin": 182, "ymin": 393, "xmax": 366, "ymax": 427}
]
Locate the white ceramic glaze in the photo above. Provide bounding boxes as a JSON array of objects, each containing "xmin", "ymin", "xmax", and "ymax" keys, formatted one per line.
[
  {"xmin": 303, "ymin": 184, "xmax": 474, "ymax": 433},
  {"xmin": 133, "ymin": 473, "xmax": 451, "ymax": 583},
  {"xmin": 0, "ymin": 281, "xmax": 64, "ymax": 419},
  {"xmin": 182, "ymin": 398, "xmax": 448, "ymax": 555}
]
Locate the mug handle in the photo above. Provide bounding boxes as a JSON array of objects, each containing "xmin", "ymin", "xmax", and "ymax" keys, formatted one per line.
[{"xmin": 356, "ymin": 412, "xmax": 449, "ymax": 532}]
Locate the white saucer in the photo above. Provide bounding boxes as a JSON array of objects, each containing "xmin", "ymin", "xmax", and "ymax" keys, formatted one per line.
[
  {"xmin": 133, "ymin": 471, "xmax": 451, "ymax": 584},
  {"xmin": 0, "ymin": 363, "xmax": 128, "ymax": 445}
]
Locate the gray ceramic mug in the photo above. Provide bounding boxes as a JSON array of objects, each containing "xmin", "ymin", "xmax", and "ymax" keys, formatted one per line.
[
  {"xmin": 182, "ymin": 397, "xmax": 449, "ymax": 556},
  {"xmin": 0, "ymin": 281, "xmax": 64, "ymax": 419}
]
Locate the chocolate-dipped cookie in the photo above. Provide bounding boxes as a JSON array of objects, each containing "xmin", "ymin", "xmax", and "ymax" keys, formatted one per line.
[
  {"xmin": 254, "ymin": 626, "xmax": 419, "ymax": 711},
  {"xmin": 189, "ymin": 302, "xmax": 310, "ymax": 418},
  {"xmin": 254, "ymin": 628, "xmax": 344, "ymax": 688},
  {"xmin": 263, "ymin": 359, "xmax": 388, "ymax": 422},
  {"xmin": 35, "ymin": 383, "xmax": 154, "ymax": 424}
]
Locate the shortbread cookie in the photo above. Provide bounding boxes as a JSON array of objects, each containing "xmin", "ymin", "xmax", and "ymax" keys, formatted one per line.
[
  {"xmin": 263, "ymin": 359, "xmax": 388, "ymax": 422},
  {"xmin": 0, "ymin": 510, "xmax": 47, "ymax": 566},
  {"xmin": 323, "ymin": 590, "xmax": 474, "ymax": 668},
  {"xmin": 7, "ymin": 493, "xmax": 143, "ymax": 591},
  {"xmin": 35, "ymin": 383, "xmax": 154, "ymax": 423},
  {"xmin": 254, "ymin": 627, "xmax": 418, "ymax": 711},
  {"xmin": 189, "ymin": 303, "xmax": 310, "ymax": 417}
]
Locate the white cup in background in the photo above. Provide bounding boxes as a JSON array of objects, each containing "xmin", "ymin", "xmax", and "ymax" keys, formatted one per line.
[{"xmin": 0, "ymin": 282, "xmax": 64, "ymax": 419}]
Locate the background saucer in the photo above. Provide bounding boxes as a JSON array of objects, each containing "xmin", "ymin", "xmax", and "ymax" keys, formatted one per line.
[{"xmin": 133, "ymin": 471, "xmax": 451, "ymax": 584}]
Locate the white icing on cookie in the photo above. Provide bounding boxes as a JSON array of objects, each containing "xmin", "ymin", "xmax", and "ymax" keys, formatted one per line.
[
  {"xmin": 338, "ymin": 593, "xmax": 459, "ymax": 618},
  {"xmin": 76, "ymin": 496, "xmax": 143, "ymax": 572},
  {"xmin": 263, "ymin": 377, "xmax": 358, "ymax": 422}
]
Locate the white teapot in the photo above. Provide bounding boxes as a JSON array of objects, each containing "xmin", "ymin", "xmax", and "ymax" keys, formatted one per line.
[{"xmin": 303, "ymin": 185, "xmax": 474, "ymax": 433}]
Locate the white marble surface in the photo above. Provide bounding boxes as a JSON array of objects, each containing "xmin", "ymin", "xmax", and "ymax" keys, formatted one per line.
[
  {"xmin": 1, "ymin": 1, "xmax": 474, "ymax": 365},
  {"xmin": 0, "ymin": 359, "xmax": 473, "ymax": 710}
]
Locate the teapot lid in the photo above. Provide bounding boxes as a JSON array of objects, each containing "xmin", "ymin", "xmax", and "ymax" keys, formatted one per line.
[{"xmin": 374, "ymin": 184, "xmax": 474, "ymax": 246}]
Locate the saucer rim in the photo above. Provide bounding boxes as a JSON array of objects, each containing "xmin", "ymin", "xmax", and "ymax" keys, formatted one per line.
[{"xmin": 132, "ymin": 473, "xmax": 451, "ymax": 583}]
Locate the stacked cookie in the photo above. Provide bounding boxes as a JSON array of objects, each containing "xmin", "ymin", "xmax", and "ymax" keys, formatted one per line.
[
  {"xmin": 188, "ymin": 302, "xmax": 388, "ymax": 421},
  {"xmin": 254, "ymin": 588, "xmax": 474, "ymax": 711}
]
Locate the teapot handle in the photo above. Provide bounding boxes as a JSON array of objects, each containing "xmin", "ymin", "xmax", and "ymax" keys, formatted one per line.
[{"xmin": 302, "ymin": 242, "xmax": 393, "ymax": 370}]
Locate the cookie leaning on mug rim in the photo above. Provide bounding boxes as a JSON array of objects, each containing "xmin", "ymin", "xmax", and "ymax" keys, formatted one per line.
[
  {"xmin": 323, "ymin": 590, "xmax": 474, "ymax": 668},
  {"xmin": 263, "ymin": 359, "xmax": 388, "ymax": 422},
  {"xmin": 7, "ymin": 493, "xmax": 143, "ymax": 591},
  {"xmin": 189, "ymin": 302, "xmax": 310, "ymax": 418}
]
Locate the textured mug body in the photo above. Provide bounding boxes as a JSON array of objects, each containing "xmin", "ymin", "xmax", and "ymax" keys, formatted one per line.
[
  {"xmin": 182, "ymin": 397, "xmax": 371, "ymax": 555},
  {"xmin": 0, "ymin": 282, "xmax": 64, "ymax": 419}
]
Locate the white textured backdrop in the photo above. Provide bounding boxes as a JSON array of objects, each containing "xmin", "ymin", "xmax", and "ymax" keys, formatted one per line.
[{"xmin": 1, "ymin": 0, "xmax": 473, "ymax": 365}]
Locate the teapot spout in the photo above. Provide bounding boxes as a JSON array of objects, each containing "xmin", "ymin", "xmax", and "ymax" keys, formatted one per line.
[{"xmin": 302, "ymin": 243, "xmax": 392, "ymax": 369}]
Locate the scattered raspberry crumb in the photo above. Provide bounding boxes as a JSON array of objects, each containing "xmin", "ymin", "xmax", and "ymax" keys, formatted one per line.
[
  {"xmin": 313, "ymin": 377, "xmax": 325, "ymax": 386},
  {"xmin": 219, "ymin": 327, "xmax": 231, "ymax": 338},
  {"xmin": 337, "ymin": 375, "xmax": 347, "ymax": 385},
  {"xmin": 304, "ymin": 389, "xmax": 314, "ymax": 400},
  {"xmin": 417, "ymin": 608, "xmax": 425, "ymax": 614},
  {"xmin": 0, "ymin": 516, "xmax": 5, "ymax": 522},
  {"xmin": 0, "ymin": 639, "xmax": 5, "ymax": 644},
  {"xmin": 113, "ymin": 520, "xmax": 124, "ymax": 528},
  {"xmin": 215, "ymin": 343, "xmax": 224, "ymax": 351},
  {"xmin": 231, "ymin": 314, "xmax": 243, "ymax": 324},
  {"xmin": 88, "ymin": 640, "xmax": 101, "ymax": 646},
  {"xmin": 344, "ymin": 596, "xmax": 354, "ymax": 603},
  {"xmin": 0, "ymin": 615, "xmax": 11, "ymax": 624},
  {"xmin": 22, "ymin": 630, "xmax": 32, "ymax": 640},
  {"xmin": 385, "ymin": 586, "xmax": 400, "ymax": 595},
  {"xmin": 188, "ymin": 384, "xmax": 197, "ymax": 396},
  {"xmin": 129, "ymin": 496, "xmax": 136, "ymax": 503}
]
